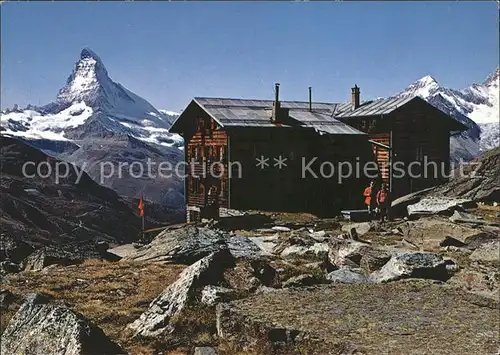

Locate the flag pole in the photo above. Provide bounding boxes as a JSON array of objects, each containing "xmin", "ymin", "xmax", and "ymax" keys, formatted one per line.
[
  {"xmin": 141, "ymin": 212, "xmax": 145, "ymax": 241},
  {"xmin": 138, "ymin": 192, "xmax": 145, "ymax": 241}
]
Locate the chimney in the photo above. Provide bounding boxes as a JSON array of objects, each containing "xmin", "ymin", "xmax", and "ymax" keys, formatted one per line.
[
  {"xmin": 351, "ymin": 84, "xmax": 360, "ymax": 110},
  {"xmin": 272, "ymin": 83, "xmax": 283, "ymax": 122},
  {"xmin": 309, "ymin": 87, "xmax": 312, "ymax": 112}
]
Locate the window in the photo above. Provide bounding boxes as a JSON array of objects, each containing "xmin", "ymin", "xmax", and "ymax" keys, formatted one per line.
[
  {"xmin": 220, "ymin": 146, "xmax": 226, "ymax": 161},
  {"xmin": 220, "ymin": 180, "xmax": 225, "ymax": 197},
  {"xmin": 191, "ymin": 178, "xmax": 200, "ymax": 194},
  {"xmin": 204, "ymin": 118, "xmax": 211, "ymax": 135},
  {"xmin": 416, "ymin": 147, "xmax": 423, "ymax": 161}
]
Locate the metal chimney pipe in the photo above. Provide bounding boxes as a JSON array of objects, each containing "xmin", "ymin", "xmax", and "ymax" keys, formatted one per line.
[
  {"xmin": 309, "ymin": 86, "xmax": 312, "ymax": 112},
  {"xmin": 351, "ymin": 84, "xmax": 360, "ymax": 110},
  {"xmin": 275, "ymin": 83, "xmax": 280, "ymax": 103}
]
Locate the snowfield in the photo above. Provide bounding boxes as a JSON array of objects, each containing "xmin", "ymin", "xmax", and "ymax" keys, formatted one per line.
[
  {"xmin": 397, "ymin": 68, "xmax": 499, "ymax": 155},
  {"xmin": 1, "ymin": 47, "xmax": 497, "ymax": 159},
  {"xmin": 1, "ymin": 48, "xmax": 182, "ymax": 149}
]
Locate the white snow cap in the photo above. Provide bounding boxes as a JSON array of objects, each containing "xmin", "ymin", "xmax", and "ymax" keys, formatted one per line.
[{"xmin": 56, "ymin": 47, "xmax": 110, "ymax": 105}]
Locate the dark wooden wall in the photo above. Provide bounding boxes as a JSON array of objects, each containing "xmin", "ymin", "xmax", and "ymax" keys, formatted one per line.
[
  {"xmin": 228, "ymin": 127, "xmax": 372, "ymax": 216},
  {"xmin": 390, "ymin": 100, "xmax": 450, "ymax": 197},
  {"xmin": 341, "ymin": 100, "xmax": 452, "ymax": 199},
  {"xmin": 185, "ymin": 113, "xmax": 229, "ymax": 220}
]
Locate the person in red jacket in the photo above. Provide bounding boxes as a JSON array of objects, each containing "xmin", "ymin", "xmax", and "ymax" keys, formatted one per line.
[
  {"xmin": 363, "ymin": 181, "xmax": 377, "ymax": 216},
  {"xmin": 377, "ymin": 183, "xmax": 390, "ymax": 222}
]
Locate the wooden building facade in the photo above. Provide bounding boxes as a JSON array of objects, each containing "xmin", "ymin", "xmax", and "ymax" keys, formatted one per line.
[
  {"xmin": 170, "ymin": 84, "xmax": 465, "ymax": 222},
  {"xmin": 336, "ymin": 86, "xmax": 465, "ymax": 198}
]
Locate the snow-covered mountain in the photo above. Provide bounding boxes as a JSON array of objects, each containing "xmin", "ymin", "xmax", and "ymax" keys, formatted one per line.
[
  {"xmin": 0, "ymin": 48, "xmax": 184, "ymax": 207},
  {"xmin": 397, "ymin": 68, "xmax": 499, "ymax": 161},
  {"xmin": 1, "ymin": 48, "xmax": 182, "ymax": 148}
]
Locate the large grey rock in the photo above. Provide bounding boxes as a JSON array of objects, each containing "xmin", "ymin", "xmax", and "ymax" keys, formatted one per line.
[
  {"xmin": 249, "ymin": 235, "xmax": 278, "ymax": 255},
  {"xmin": 439, "ymin": 236, "xmax": 467, "ymax": 248},
  {"xmin": 0, "ymin": 261, "xmax": 21, "ymax": 275},
  {"xmin": 370, "ymin": 252, "xmax": 458, "ymax": 283},
  {"xmin": 398, "ymin": 219, "xmax": 479, "ymax": 250},
  {"xmin": 470, "ymin": 241, "xmax": 500, "ymax": 265},
  {"xmin": 464, "ymin": 231, "xmax": 499, "ymax": 250},
  {"xmin": 250, "ymin": 259, "xmax": 278, "ymax": 286},
  {"xmin": 341, "ymin": 222, "xmax": 372, "ymax": 237},
  {"xmin": 0, "ymin": 289, "xmax": 14, "ymax": 308},
  {"xmin": 107, "ymin": 244, "xmax": 137, "ymax": 259},
  {"xmin": 0, "ymin": 236, "xmax": 34, "ymax": 263},
  {"xmin": 449, "ymin": 210, "xmax": 487, "ymax": 225},
  {"xmin": 326, "ymin": 269, "xmax": 369, "ymax": 284},
  {"xmin": 0, "ymin": 293, "xmax": 124, "ymax": 355},
  {"xmin": 328, "ymin": 239, "xmax": 372, "ymax": 268},
  {"xmin": 282, "ymin": 274, "xmax": 324, "ymax": 288},
  {"xmin": 124, "ymin": 225, "xmax": 228, "ymax": 264},
  {"xmin": 309, "ymin": 230, "xmax": 328, "ymax": 242},
  {"xmin": 194, "ymin": 347, "xmax": 218, "ymax": 355},
  {"xmin": 127, "ymin": 248, "xmax": 234, "ymax": 338},
  {"xmin": 280, "ymin": 243, "xmax": 329, "ymax": 260},
  {"xmin": 431, "ymin": 151, "xmax": 500, "ymax": 202},
  {"xmin": 359, "ymin": 249, "xmax": 393, "ymax": 273},
  {"xmin": 390, "ymin": 188, "xmax": 434, "ymax": 216},
  {"xmin": 272, "ymin": 226, "xmax": 291, "ymax": 232},
  {"xmin": 201, "ymin": 285, "xmax": 237, "ymax": 306},
  {"xmin": 227, "ymin": 236, "xmax": 264, "ymax": 259},
  {"xmin": 407, "ymin": 197, "xmax": 471, "ymax": 217},
  {"xmin": 23, "ymin": 247, "xmax": 83, "ymax": 272}
]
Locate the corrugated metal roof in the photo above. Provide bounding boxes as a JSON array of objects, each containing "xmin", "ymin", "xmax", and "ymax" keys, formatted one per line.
[
  {"xmin": 195, "ymin": 96, "xmax": 419, "ymax": 120},
  {"xmin": 194, "ymin": 98, "xmax": 366, "ymax": 135},
  {"xmin": 288, "ymin": 111, "xmax": 364, "ymax": 135},
  {"xmin": 170, "ymin": 94, "xmax": 465, "ymax": 135},
  {"xmin": 195, "ymin": 97, "xmax": 336, "ymax": 112},
  {"xmin": 335, "ymin": 96, "xmax": 416, "ymax": 118}
]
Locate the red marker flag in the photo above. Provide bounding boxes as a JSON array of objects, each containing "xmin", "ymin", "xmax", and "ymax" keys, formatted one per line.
[{"xmin": 138, "ymin": 195, "xmax": 144, "ymax": 217}]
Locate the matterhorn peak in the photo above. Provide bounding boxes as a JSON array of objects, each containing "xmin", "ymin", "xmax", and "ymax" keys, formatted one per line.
[
  {"xmin": 79, "ymin": 47, "xmax": 107, "ymax": 71},
  {"xmin": 56, "ymin": 47, "xmax": 111, "ymax": 106}
]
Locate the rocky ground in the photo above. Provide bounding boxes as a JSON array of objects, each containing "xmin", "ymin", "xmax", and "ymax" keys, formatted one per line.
[
  {"xmin": 1, "ymin": 147, "xmax": 499, "ymax": 354},
  {"xmin": 1, "ymin": 201, "xmax": 499, "ymax": 354},
  {"xmin": 0, "ymin": 137, "xmax": 184, "ymax": 273}
]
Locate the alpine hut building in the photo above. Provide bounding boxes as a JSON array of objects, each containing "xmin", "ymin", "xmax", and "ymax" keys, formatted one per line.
[{"xmin": 169, "ymin": 84, "xmax": 466, "ymax": 222}]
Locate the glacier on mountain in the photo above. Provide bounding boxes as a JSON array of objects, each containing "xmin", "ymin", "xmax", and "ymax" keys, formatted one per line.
[
  {"xmin": 397, "ymin": 68, "xmax": 499, "ymax": 158},
  {"xmin": 1, "ymin": 48, "xmax": 181, "ymax": 148},
  {"xmin": 1, "ymin": 48, "xmax": 497, "ymax": 162}
]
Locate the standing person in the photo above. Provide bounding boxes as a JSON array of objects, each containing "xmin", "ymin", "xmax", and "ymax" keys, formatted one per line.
[
  {"xmin": 206, "ymin": 184, "xmax": 219, "ymax": 219},
  {"xmin": 377, "ymin": 183, "xmax": 390, "ymax": 222},
  {"xmin": 363, "ymin": 181, "xmax": 377, "ymax": 217}
]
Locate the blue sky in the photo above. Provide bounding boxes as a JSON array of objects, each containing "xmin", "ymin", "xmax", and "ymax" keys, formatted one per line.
[{"xmin": 1, "ymin": 2, "xmax": 498, "ymax": 111}]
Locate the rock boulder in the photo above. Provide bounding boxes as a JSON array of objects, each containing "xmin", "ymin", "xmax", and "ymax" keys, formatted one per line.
[
  {"xmin": 470, "ymin": 241, "xmax": 500, "ymax": 265},
  {"xmin": 201, "ymin": 285, "xmax": 237, "ymax": 306},
  {"xmin": 407, "ymin": 197, "xmax": 472, "ymax": 218},
  {"xmin": 124, "ymin": 225, "xmax": 228, "ymax": 264},
  {"xmin": 328, "ymin": 239, "xmax": 372, "ymax": 268},
  {"xmin": 23, "ymin": 247, "xmax": 83, "ymax": 272},
  {"xmin": 127, "ymin": 248, "xmax": 234, "ymax": 338},
  {"xmin": 1, "ymin": 293, "xmax": 124, "ymax": 355},
  {"xmin": 282, "ymin": 274, "xmax": 324, "ymax": 288},
  {"xmin": 370, "ymin": 252, "xmax": 458, "ymax": 283},
  {"xmin": 326, "ymin": 269, "xmax": 369, "ymax": 284}
]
